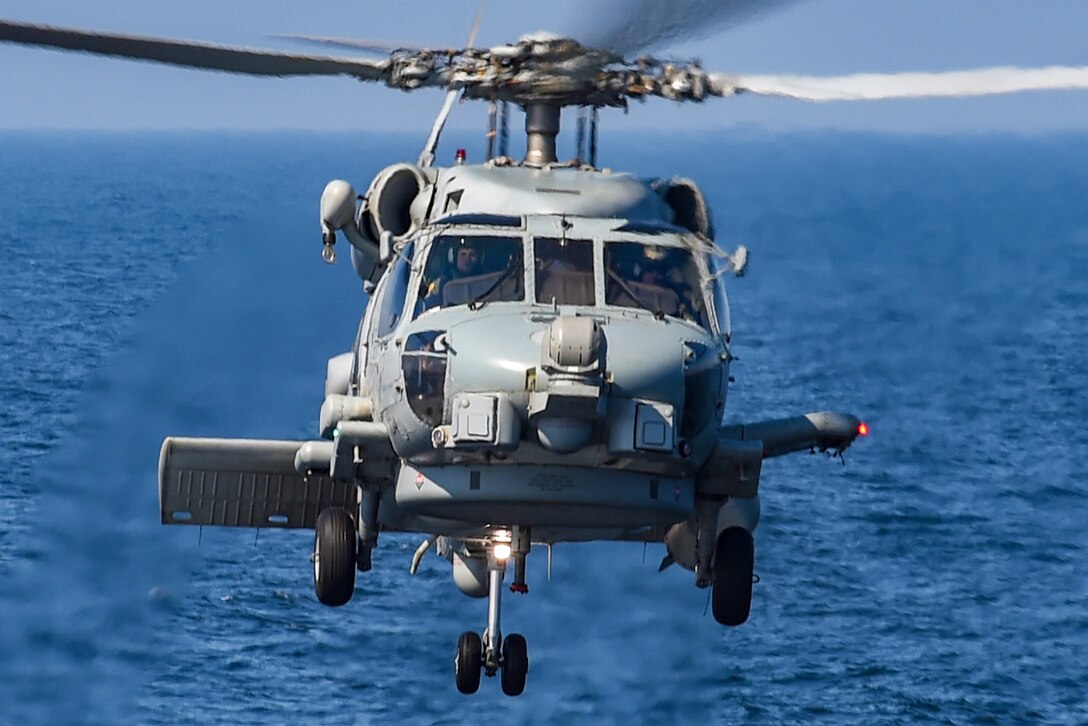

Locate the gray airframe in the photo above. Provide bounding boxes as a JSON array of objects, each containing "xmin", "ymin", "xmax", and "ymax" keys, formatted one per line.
[{"xmin": 12, "ymin": 15, "xmax": 1084, "ymax": 696}]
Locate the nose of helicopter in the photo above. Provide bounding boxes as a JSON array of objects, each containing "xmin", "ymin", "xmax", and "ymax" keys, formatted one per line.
[{"xmin": 441, "ymin": 312, "xmax": 717, "ymax": 456}]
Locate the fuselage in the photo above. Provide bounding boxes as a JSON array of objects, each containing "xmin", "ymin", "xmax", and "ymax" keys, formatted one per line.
[{"xmin": 342, "ymin": 163, "xmax": 736, "ymax": 540}]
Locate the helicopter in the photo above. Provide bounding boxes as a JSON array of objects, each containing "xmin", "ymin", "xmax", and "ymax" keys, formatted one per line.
[{"xmin": 3, "ymin": 10, "xmax": 1088, "ymax": 698}]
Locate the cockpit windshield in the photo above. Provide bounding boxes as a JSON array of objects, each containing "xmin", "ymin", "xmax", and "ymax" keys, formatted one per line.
[
  {"xmin": 417, "ymin": 235, "xmax": 523, "ymax": 313},
  {"xmin": 534, "ymin": 238, "xmax": 594, "ymax": 306},
  {"xmin": 604, "ymin": 242, "xmax": 709, "ymax": 328}
]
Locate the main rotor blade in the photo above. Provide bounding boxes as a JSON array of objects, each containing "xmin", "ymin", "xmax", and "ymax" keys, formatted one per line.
[
  {"xmin": 466, "ymin": 0, "xmax": 485, "ymax": 49},
  {"xmin": 271, "ymin": 34, "xmax": 425, "ymax": 56},
  {"xmin": 0, "ymin": 18, "xmax": 388, "ymax": 80},
  {"xmin": 577, "ymin": 0, "xmax": 804, "ymax": 56},
  {"xmin": 419, "ymin": 0, "xmax": 486, "ymax": 168},
  {"xmin": 710, "ymin": 65, "xmax": 1088, "ymax": 101},
  {"xmin": 278, "ymin": 0, "xmax": 483, "ymax": 59}
]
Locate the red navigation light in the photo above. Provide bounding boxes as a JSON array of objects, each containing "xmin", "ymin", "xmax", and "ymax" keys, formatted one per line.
[
  {"xmin": 857, "ymin": 422, "xmax": 870, "ymax": 437},
  {"xmin": 455, "ymin": 148, "xmax": 467, "ymax": 164}
]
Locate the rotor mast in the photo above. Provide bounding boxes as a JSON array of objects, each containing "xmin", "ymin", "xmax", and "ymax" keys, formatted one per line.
[{"xmin": 523, "ymin": 103, "xmax": 561, "ymax": 166}]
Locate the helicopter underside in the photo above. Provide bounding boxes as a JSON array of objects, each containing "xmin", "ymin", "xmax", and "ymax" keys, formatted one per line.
[{"xmin": 382, "ymin": 461, "xmax": 695, "ymax": 540}]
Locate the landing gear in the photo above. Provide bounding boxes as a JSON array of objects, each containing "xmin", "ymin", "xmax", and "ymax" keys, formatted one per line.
[
  {"xmin": 313, "ymin": 507, "xmax": 357, "ymax": 607},
  {"xmin": 355, "ymin": 490, "xmax": 380, "ymax": 573},
  {"xmin": 453, "ymin": 528, "xmax": 531, "ymax": 696},
  {"xmin": 500, "ymin": 633, "xmax": 529, "ymax": 696},
  {"xmin": 455, "ymin": 631, "xmax": 482, "ymax": 694},
  {"xmin": 484, "ymin": 560, "xmax": 505, "ymax": 675},
  {"xmin": 456, "ymin": 630, "xmax": 529, "ymax": 697},
  {"xmin": 712, "ymin": 526, "xmax": 754, "ymax": 626}
]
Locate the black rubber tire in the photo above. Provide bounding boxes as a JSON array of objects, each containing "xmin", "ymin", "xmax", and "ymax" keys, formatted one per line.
[
  {"xmin": 711, "ymin": 527, "xmax": 755, "ymax": 626},
  {"xmin": 455, "ymin": 631, "xmax": 483, "ymax": 695},
  {"xmin": 500, "ymin": 633, "xmax": 529, "ymax": 697},
  {"xmin": 313, "ymin": 508, "xmax": 357, "ymax": 607}
]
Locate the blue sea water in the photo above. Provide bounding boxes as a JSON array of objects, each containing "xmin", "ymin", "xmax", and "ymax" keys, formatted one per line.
[{"xmin": 0, "ymin": 130, "xmax": 1086, "ymax": 725}]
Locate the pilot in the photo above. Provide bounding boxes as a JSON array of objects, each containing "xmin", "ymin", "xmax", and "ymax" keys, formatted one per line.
[
  {"xmin": 453, "ymin": 242, "xmax": 482, "ymax": 278},
  {"xmin": 634, "ymin": 246, "xmax": 673, "ymax": 287},
  {"xmin": 422, "ymin": 238, "xmax": 483, "ymax": 306},
  {"xmin": 634, "ymin": 246, "xmax": 699, "ymax": 321}
]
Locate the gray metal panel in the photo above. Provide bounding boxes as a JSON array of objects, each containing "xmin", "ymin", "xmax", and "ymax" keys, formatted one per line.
[
  {"xmin": 451, "ymin": 393, "xmax": 497, "ymax": 444},
  {"xmin": 395, "ymin": 463, "xmax": 693, "ymax": 529},
  {"xmin": 698, "ymin": 438, "xmax": 763, "ymax": 498},
  {"xmin": 635, "ymin": 401, "xmax": 675, "ymax": 452},
  {"xmin": 159, "ymin": 437, "xmax": 357, "ymax": 529},
  {"xmin": 438, "ymin": 166, "xmax": 674, "ymax": 221}
]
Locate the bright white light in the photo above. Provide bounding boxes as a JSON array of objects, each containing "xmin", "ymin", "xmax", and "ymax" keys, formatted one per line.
[
  {"xmin": 492, "ymin": 359, "xmax": 529, "ymax": 373},
  {"xmin": 493, "ymin": 543, "xmax": 512, "ymax": 561}
]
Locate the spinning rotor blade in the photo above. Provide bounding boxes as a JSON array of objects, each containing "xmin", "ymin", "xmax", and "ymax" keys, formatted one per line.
[
  {"xmin": 276, "ymin": 1, "xmax": 485, "ymax": 59},
  {"xmin": 419, "ymin": 0, "xmax": 486, "ymax": 167},
  {"xmin": 710, "ymin": 65, "xmax": 1088, "ymax": 101},
  {"xmin": 465, "ymin": 1, "xmax": 485, "ymax": 49},
  {"xmin": 0, "ymin": 18, "xmax": 387, "ymax": 80},
  {"xmin": 271, "ymin": 35, "xmax": 425, "ymax": 56},
  {"xmin": 12, "ymin": 15, "xmax": 1085, "ymax": 112},
  {"xmin": 579, "ymin": 0, "xmax": 804, "ymax": 55}
]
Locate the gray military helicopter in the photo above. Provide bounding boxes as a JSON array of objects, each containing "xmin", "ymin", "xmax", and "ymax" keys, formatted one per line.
[{"xmin": 4, "ymin": 9, "xmax": 1087, "ymax": 697}]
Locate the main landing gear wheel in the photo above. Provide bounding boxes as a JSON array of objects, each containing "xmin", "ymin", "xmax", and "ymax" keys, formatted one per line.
[
  {"xmin": 712, "ymin": 526, "xmax": 755, "ymax": 626},
  {"xmin": 313, "ymin": 507, "xmax": 357, "ymax": 607},
  {"xmin": 455, "ymin": 631, "xmax": 483, "ymax": 695},
  {"xmin": 500, "ymin": 633, "xmax": 529, "ymax": 696}
]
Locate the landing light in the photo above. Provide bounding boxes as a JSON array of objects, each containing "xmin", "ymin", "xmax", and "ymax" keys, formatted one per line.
[
  {"xmin": 857, "ymin": 422, "xmax": 870, "ymax": 437},
  {"xmin": 493, "ymin": 529, "xmax": 513, "ymax": 561}
]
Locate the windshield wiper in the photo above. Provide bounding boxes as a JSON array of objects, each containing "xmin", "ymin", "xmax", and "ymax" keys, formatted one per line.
[{"xmin": 467, "ymin": 262, "xmax": 521, "ymax": 311}]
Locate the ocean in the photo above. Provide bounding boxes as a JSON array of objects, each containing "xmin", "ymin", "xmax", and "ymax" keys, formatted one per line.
[{"xmin": 0, "ymin": 130, "xmax": 1085, "ymax": 724}]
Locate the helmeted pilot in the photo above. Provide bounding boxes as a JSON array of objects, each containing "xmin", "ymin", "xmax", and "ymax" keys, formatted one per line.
[
  {"xmin": 632, "ymin": 245, "xmax": 700, "ymax": 321},
  {"xmin": 634, "ymin": 245, "xmax": 669, "ymax": 286},
  {"xmin": 453, "ymin": 242, "xmax": 482, "ymax": 277},
  {"xmin": 422, "ymin": 237, "xmax": 483, "ymax": 306}
]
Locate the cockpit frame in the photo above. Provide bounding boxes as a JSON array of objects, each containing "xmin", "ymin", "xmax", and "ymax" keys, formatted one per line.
[{"xmin": 387, "ymin": 215, "xmax": 732, "ymax": 341}]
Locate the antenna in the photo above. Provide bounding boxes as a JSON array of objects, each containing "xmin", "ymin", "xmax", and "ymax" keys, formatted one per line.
[
  {"xmin": 487, "ymin": 100, "xmax": 498, "ymax": 160},
  {"xmin": 498, "ymin": 102, "xmax": 510, "ymax": 158},
  {"xmin": 575, "ymin": 107, "xmax": 586, "ymax": 163},
  {"xmin": 589, "ymin": 107, "xmax": 599, "ymax": 168}
]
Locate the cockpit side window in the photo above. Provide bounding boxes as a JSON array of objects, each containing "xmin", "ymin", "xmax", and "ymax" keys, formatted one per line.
[
  {"xmin": 376, "ymin": 242, "xmax": 414, "ymax": 338},
  {"xmin": 534, "ymin": 238, "xmax": 594, "ymax": 306},
  {"xmin": 604, "ymin": 242, "xmax": 709, "ymax": 328},
  {"xmin": 416, "ymin": 235, "xmax": 523, "ymax": 314},
  {"xmin": 402, "ymin": 331, "xmax": 447, "ymax": 427}
]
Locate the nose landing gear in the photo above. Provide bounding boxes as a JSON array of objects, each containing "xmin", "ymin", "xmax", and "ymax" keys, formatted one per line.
[{"xmin": 454, "ymin": 528, "xmax": 531, "ymax": 696}]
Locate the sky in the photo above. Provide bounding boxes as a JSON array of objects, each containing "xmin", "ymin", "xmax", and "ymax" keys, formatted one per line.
[{"xmin": 1, "ymin": 0, "xmax": 1088, "ymax": 134}]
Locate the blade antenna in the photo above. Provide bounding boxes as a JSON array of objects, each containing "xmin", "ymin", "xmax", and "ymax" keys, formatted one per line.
[
  {"xmin": 575, "ymin": 106, "xmax": 587, "ymax": 164},
  {"xmin": 418, "ymin": 0, "xmax": 485, "ymax": 167},
  {"xmin": 487, "ymin": 98, "xmax": 498, "ymax": 161},
  {"xmin": 589, "ymin": 107, "xmax": 599, "ymax": 168},
  {"xmin": 498, "ymin": 101, "xmax": 510, "ymax": 158}
]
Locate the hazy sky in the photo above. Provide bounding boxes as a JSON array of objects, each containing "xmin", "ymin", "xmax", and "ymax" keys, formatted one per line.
[{"xmin": 2, "ymin": 0, "xmax": 1087, "ymax": 134}]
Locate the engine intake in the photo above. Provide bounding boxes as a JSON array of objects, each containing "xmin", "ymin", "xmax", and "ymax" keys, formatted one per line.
[{"xmin": 363, "ymin": 163, "xmax": 432, "ymax": 241}]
